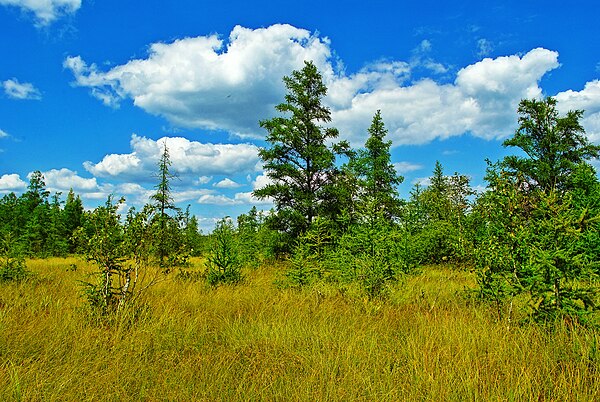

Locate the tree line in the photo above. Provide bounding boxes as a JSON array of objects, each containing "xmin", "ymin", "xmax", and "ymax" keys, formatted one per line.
[{"xmin": 2, "ymin": 61, "xmax": 600, "ymax": 325}]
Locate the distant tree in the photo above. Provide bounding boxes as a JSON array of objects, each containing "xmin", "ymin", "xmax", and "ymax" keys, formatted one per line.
[
  {"xmin": 63, "ymin": 189, "xmax": 84, "ymax": 253},
  {"xmin": 22, "ymin": 172, "xmax": 50, "ymax": 256},
  {"xmin": 23, "ymin": 171, "xmax": 49, "ymax": 212},
  {"xmin": 426, "ymin": 160, "xmax": 449, "ymax": 222},
  {"xmin": 0, "ymin": 193, "xmax": 19, "ymax": 235},
  {"xmin": 182, "ymin": 205, "xmax": 203, "ymax": 257},
  {"xmin": 407, "ymin": 162, "xmax": 475, "ymax": 264},
  {"xmin": 502, "ymin": 97, "xmax": 600, "ymax": 193},
  {"xmin": 46, "ymin": 192, "xmax": 68, "ymax": 256},
  {"xmin": 0, "ymin": 231, "xmax": 28, "ymax": 282},
  {"xmin": 254, "ymin": 61, "xmax": 349, "ymax": 240}
]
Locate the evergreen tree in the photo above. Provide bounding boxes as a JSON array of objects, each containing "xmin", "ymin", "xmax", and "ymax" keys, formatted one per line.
[
  {"xmin": 63, "ymin": 189, "xmax": 84, "ymax": 253},
  {"xmin": 254, "ymin": 61, "xmax": 349, "ymax": 239},
  {"xmin": 150, "ymin": 142, "xmax": 180, "ymax": 268},
  {"xmin": 502, "ymin": 97, "xmax": 600, "ymax": 193},
  {"xmin": 47, "ymin": 192, "xmax": 68, "ymax": 256},
  {"xmin": 353, "ymin": 110, "xmax": 403, "ymax": 219},
  {"xmin": 22, "ymin": 172, "xmax": 50, "ymax": 256},
  {"xmin": 23, "ymin": 171, "xmax": 49, "ymax": 212}
]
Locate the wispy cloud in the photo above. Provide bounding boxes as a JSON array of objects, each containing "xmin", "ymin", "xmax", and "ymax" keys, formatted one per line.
[
  {"xmin": 394, "ymin": 161, "xmax": 423, "ymax": 174},
  {"xmin": 477, "ymin": 38, "xmax": 494, "ymax": 58},
  {"xmin": 0, "ymin": 0, "xmax": 81, "ymax": 26},
  {"xmin": 2, "ymin": 78, "xmax": 42, "ymax": 100}
]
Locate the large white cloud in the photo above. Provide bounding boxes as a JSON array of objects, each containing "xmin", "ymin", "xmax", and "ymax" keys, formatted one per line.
[
  {"xmin": 0, "ymin": 173, "xmax": 27, "ymax": 192},
  {"xmin": 41, "ymin": 168, "xmax": 100, "ymax": 192},
  {"xmin": 0, "ymin": 0, "xmax": 81, "ymax": 26},
  {"xmin": 65, "ymin": 24, "xmax": 333, "ymax": 137},
  {"xmin": 333, "ymin": 47, "xmax": 560, "ymax": 145},
  {"xmin": 65, "ymin": 24, "xmax": 599, "ymax": 147},
  {"xmin": 83, "ymin": 134, "xmax": 261, "ymax": 180},
  {"xmin": 2, "ymin": 78, "xmax": 42, "ymax": 100}
]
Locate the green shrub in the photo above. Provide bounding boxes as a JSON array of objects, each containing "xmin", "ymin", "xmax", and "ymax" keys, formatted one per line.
[
  {"xmin": 206, "ymin": 218, "xmax": 242, "ymax": 286},
  {"xmin": 0, "ymin": 232, "xmax": 29, "ymax": 282}
]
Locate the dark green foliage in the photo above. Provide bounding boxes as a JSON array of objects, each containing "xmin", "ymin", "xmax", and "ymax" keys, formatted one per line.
[
  {"xmin": 63, "ymin": 189, "xmax": 84, "ymax": 253},
  {"xmin": 350, "ymin": 110, "xmax": 403, "ymax": 220},
  {"xmin": 46, "ymin": 193, "xmax": 69, "ymax": 257},
  {"xmin": 502, "ymin": 97, "xmax": 600, "ymax": 193},
  {"xmin": 402, "ymin": 162, "xmax": 474, "ymax": 265},
  {"xmin": 206, "ymin": 218, "xmax": 242, "ymax": 286},
  {"xmin": 474, "ymin": 180, "xmax": 600, "ymax": 324},
  {"xmin": 473, "ymin": 98, "xmax": 600, "ymax": 325},
  {"xmin": 0, "ymin": 231, "xmax": 29, "ymax": 282},
  {"xmin": 254, "ymin": 61, "xmax": 349, "ymax": 241},
  {"xmin": 236, "ymin": 206, "xmax": 279, "ymax": 268},
  {"xmin": 0, "ymin": 175, "xmax": 83, "ymax": 258},
  {"xmin": 286, "ymin": 217, "xmax": 334, "ymax": 287},
  {"xmin": 331, "ymin": 206, "xmax": 414, "ymax": 298},
  {"xmin": 182, "ymin": 205, "xmax": 204, "ymax": 257},
  {"xmin": 523, "ymin": 191, "xmax": 599, "ymax": 323}
]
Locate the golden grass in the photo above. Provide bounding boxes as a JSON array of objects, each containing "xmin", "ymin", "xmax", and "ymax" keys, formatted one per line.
[{"xmin": 1, "ymin": 258, "xmax": 599, "ymax": 401}]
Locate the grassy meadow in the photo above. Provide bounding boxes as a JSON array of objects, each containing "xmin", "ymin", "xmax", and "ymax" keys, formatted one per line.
[{"xmin": 1, "ymin": 258, "xmax": 599, "ymax": 401}]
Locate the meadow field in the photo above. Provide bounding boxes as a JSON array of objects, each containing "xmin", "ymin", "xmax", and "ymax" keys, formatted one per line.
[{"xmin": 1, "ymin": 258, "xmax": 599, "ymax": 401}]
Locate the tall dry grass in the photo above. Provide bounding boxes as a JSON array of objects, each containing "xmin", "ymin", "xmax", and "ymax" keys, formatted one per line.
[{"xmin": 0, "ymin": 257, "xmax": 598, "ymax": 401}]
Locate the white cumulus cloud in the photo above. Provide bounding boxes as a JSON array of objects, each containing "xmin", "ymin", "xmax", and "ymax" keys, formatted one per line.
[
  {"xmin": 198, "ymin": 194, "xmax": 240, "ymax": 205},
  {"xmin": 0, "ymin": 0, "xmax": 81, "ymax": 26},
  {"xmin": 0, "ymin": 128, "xmax": 9, "ymax": 138},
  {"xmin": 83, "ymin": 134, "xmax": 261, "ymax": 181},
  {"xmin": 41, "ymin": 168, "xmax": 101, "ymax": 193},
  {"xmin": 333, "ymin": 47, "xmax": 560, "ymax": 146},
  {"xmin": 65, "ymin": 24, "xmax": 334, "ymax": 137},
  {"xmin": 2, "ymin": 78, "xmax": 42, "ymax": 100},
  {"xmin": 0, "ymin": 173, "xmax": 27, "ymax": 192},
  {"xmin": 64, "ymin": 24, "xmax": 578, "ymax": 147},
  {"xmin": 213, "ymin": 178, "xmax": 242, "ymax": 189}
]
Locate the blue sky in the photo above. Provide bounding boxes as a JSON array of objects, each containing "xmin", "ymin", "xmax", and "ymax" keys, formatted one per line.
[{"xmin": 1, "ymin": 0, "xmax": 600, "ymax": 231}]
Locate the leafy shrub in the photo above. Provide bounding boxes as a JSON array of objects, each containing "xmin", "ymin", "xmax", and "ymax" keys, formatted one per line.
[{"xmin": 77, "ymin": 197, "xmax": 161, "ymax": 317}]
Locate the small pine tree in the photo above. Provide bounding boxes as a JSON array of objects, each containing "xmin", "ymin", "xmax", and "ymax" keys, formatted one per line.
[
  {"xmin": 150, "ymin": 141, "xmax": 182, "ymax": 270},
  {"xmin": 206, "ymin": 218, "xmax": 242, "ymax": 285}
]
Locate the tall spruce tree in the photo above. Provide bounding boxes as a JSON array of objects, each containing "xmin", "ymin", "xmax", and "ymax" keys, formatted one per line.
[
  {"xmin": 354, "ymin": 110, "xmax": 403, "ymax": 219},
  {"xmin": 254, "ymin": 61, "xmax": 348, "ymax": 238},
  {"xmin": 150, "ymin": 142, "xmax": 179, "ymax": 267}
]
